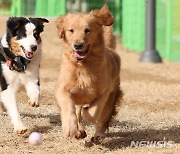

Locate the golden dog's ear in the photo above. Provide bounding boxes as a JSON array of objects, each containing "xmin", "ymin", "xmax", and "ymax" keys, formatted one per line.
[
  {"xmin": 90, "ymin": 5, "xmax": 114, "ymax": 26},
  {"xmin": 55, "ymin": 15, "xmax": 65, "ymax": 39}
]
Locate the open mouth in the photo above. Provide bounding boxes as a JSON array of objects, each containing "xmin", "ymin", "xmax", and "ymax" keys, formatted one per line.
[
  {"xmin": 72, "ymin": 46, "xmax": 90, "ymax": 61},
  {"xmin": 21, "ymin": 46, "xmax": 33, "ymax": 60}
]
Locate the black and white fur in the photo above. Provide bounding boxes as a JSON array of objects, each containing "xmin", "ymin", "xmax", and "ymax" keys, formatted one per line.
[{"xmin": 0, "ymin": 17, "xmax": 48, "ymax": 133}]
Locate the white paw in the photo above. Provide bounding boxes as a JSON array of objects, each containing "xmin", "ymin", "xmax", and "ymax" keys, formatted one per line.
[
  {"xmin": 14, "ymin": 124, "xmax": 27, "ymax": 134},
  {"xmin": 0, "ymin": 103, "xmax": 6, "ymax": 112},
  {"xmin": 28, "ymin": 100, "xmax": 39, "ymax": 107}
]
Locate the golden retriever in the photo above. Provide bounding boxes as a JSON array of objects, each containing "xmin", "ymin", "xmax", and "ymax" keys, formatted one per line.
[{"xmin": 55, "ymin": 5, "xmax": 123, "ymax": 141}]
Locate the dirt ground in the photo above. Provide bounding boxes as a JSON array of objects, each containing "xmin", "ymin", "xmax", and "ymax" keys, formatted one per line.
[{"xmin": 0, "ymin": 16, "xmax": 180, "ymax": 154}]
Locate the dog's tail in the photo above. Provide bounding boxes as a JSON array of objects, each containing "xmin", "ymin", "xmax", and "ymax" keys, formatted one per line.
[{"xmin": 103, "ymin": 26, "xmax": 116, "ymax": 51}]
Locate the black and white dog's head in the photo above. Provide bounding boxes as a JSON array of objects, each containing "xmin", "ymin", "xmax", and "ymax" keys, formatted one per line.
[{"xmin": 5, "ymin": 17, "xmax": 49, "ymax": 60}]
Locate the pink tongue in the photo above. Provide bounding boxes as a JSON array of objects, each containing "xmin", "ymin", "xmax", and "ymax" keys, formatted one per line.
[
  {"xmin": 73, "ymin": 52, "xmax": 85, "ymax": 58},
  {"xmin": 25, "ymin": 51, "xmax": 33, "ymax": 58}
]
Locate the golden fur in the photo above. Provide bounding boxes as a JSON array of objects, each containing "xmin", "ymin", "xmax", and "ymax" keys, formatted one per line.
[
  {"xmin": 55, "ymin": 5, "xmax": 123, "ymax": 141},
  {"xmin": 10, "ymin": 37, "xmax": 22, "ymax": 56}
]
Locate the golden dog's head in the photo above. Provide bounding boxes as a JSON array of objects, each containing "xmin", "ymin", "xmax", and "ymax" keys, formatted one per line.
[{"xmin": 56, "ymin": 5, "xmax": 114, "ymax": 61}]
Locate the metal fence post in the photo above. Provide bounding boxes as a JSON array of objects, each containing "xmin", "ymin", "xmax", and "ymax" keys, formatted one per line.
[{"xmin": 139, "ymin": 0, "xmax": 162, "ymax": 63}]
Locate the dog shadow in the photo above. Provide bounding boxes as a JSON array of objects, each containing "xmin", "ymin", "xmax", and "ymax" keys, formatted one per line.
[
  {"xmin": 21, "ymin": 112, "xmax": 61, "ymax": 135},
  {"xmin": 22, "ymin": 113, "xmax": 61, "ymax": 124},
  {"xmin": 100, "ymin": 120, "xmax": 180, "ymax": 150},
  {"xmin": 21, "ymin": 112, "xmax": 180, "ymax": 150}
]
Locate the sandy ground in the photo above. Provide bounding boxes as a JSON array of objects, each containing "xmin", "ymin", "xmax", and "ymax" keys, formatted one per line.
[{"xmin": 0, "ymin": 16, "xmax": 180, "ymax": 154}]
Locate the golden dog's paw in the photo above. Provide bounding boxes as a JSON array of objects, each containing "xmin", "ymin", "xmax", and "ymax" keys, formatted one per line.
[
  {"xmin": 14, "ymin": 125, "xmax": 27, "ymax": 134},
  {"xmin": 28, "ymin": 100, "xmax": 39, "ymax": 107},
  {"xmin": 62, "ymin": 117, "xmax": 78, "ymax": 138},
  {"xmin": 91, "ymin": 133, "xmax": 105, "ymax": 143},
  {"xmin": 74, "ymin": 130, "xmax": 87, "ymax": 139},
  {"xmin": 63, "ymin": 125, "xmax": 78, "ymax": 138}
]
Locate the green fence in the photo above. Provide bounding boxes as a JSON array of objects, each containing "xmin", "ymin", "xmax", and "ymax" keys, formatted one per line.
[
  {"xmin": 1, "ymin": 0, "xmax": 180, "ymax": 60},
  {"xmin": 35, "ymin": 0, "xmax": 66, "ymax": 17},
  {"xmin": 10, "ymin": 0, "xmax": 66, "ymax": 17},
  {"xmin": 170, "ymin": 0, "xmax": 180, "ymax": 60},
  {"xmin": 0, "ymin": 0, "xmax": 122, "ymax": 34},
  {"xmin": 122, "ymin": 0, "xmax": 180, "ymax": 61},
  {"xmin": 122, "ymin": 0, "xmax": 145, "ymax": 52}
]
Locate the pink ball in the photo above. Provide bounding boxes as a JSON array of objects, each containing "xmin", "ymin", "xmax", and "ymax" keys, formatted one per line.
[{"xmin": 28, "ymin": 132, "xmax": 42, "ymax": 145}]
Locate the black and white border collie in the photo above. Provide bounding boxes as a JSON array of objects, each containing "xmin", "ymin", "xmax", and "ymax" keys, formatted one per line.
[{"xmin": 0, "ymin": 17, "xmax": 49, "ymax": 134}]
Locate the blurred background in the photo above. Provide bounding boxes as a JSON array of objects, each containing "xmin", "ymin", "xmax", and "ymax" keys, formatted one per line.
[
  {"xmin": 0, "ymin": 0, "xmax": 180, "ymax": 61},
  {"xmin": 0, "ymin": 2, "xmax": 180, "ymax": 153}
]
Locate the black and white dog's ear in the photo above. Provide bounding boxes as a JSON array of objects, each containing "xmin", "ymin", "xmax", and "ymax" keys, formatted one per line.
[
  {"xmin": 29, "ymin": 17, "xmax": 49, "ymax": 27},
  {"xmin": 7, "ymin": 17, "xmax": 26, "ymax": 30},
  {"xmin": 35, "ymin": 18, "xmax": 49, "ymax": 25}
]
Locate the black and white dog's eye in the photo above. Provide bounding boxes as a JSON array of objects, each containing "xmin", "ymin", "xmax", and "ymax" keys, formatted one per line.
[
  {"xmin": 34, "ymin": 33, "xmax": 39, "ymax": 38},
  {"xmin": 69, "ymin": 29, "xmax": 74, "ymax": 33}
]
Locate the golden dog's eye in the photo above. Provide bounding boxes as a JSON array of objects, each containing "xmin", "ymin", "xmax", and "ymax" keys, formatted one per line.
[
  {"xmin": 69, "ymin": 29, "xmax": 74, "ymax": 33},
  {"xmin": 84, "ymin": 28, "xmax": 90, "ymax": 34}
]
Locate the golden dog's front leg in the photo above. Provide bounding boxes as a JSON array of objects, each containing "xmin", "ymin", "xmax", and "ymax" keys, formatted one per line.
[{"xmin": 55, "ymin": 90, "xmax": 78, "ymax": 138}]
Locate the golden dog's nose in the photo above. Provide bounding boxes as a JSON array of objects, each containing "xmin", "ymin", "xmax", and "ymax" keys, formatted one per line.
[{"xmin": 74, "ymin": 42, "xmax": 84, "ymax": 50}]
